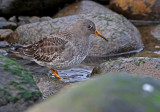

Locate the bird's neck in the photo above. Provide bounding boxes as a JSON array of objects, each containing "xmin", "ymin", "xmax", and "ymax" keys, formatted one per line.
[{"xmin": 69, "ymin": 28, "xmax": 91, "ymax": 56}]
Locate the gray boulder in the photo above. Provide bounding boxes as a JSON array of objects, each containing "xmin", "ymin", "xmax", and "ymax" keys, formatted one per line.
[
  {"xmin": 26, "ymin": 72, "xmax": 160, "ymax": 112},
  {"xmin": 91, "ymin": 57, "xmax": 160, "ymax": 79},
  {"xmin": 11, "ymin": 1, "xmax": 143, "ymax": 56}
]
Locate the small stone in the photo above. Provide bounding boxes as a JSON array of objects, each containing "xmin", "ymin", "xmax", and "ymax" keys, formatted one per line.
[
  {"xmin": 18, "ymin": 16, "xmax": 30, "ymax": 21},
  {"xmin": 142, "ymin": 83, "xmax": 154, "ymax": 93},
  {"xmin": 28, "ymin": 16, "xmax": 40, "ymax": 23},
  {"xmin": 18, "ymin": 16, "xmax": 30, "ymax": 26},
  {"xmin": 0, "ymin": 49, "xmax": 8, "ymax": 56},
  {"xmin": 0, "ymin": 29, "xmax": 13, "ymax": 40},
  {"xmin": 155, "ymin": 45, "xmax": 160, "ymax": 49},
  {"xmin": 8, "ymin": 16, "xmax": 17, "ymax": 23},
  {"xmin": 40, "ymin": 17, "xmax": 53, "ymax": 22},
  {"xmin": 0, "ymin": 17, "xmax": 7, "ymax": 22},
  {"xmin": 0, "ymin": 41, "xmax": 9, "ymax": 48},
  {"xmin": 0, "ymin": 22, "xmax": 17, "ymax": 30},
  {"xmin": 154, "ymin": 51, "xmax": 160, "ymax": 55}
]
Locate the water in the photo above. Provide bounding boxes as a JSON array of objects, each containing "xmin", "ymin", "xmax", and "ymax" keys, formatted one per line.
[
  {"xmin": 49, "ymin": 65, "xmax": 93, "ymax": 83},
  {"xmin": 135, "ymin": 25, "xmax": 160, "ymax": 57}
]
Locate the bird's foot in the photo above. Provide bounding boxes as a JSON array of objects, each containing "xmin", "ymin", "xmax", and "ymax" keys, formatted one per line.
[{"xmin": 51, "ymin": 68, "xmax": 61, "ymax": 79}]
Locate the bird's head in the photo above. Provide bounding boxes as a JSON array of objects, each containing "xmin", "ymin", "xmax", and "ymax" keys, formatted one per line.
[{"xmin": 73, "ymin": 19, "xmax": 108, "ymax": 41}]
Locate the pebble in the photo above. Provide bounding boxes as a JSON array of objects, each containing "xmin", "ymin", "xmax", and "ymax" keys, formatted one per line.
[
  {"xmin": 0, "ymin": 17, "xmax": 7, "ymax": 22},
  {"xmin": 0, "ymin": 49, "xmax": 8, "ymax": 56},
  {"xmin": 40, "ymin": 17, "xmax": 53, "ymax": 22},
  {"xmin": 0, "ymin": 41, "xmax": 10, "ymax": 48},
  {"xmin": 0, "ymin": 21, "xmax": 17, "ymax": 29},
  {"xmin": 0, "ymin": 29, "xmax": 13, "ymax": 40},
  {"xmin": 9, "ymin": 16, "xmax": 17, "ymax": 23}
]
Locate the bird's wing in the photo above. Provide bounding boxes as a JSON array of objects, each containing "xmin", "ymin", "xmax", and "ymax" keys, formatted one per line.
[{"xmin": 21, "ymin": 35, "xmax": 69, "ymax": 62}]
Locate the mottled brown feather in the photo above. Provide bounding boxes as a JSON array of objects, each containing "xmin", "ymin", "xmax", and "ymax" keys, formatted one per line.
[{"xmin": 22, "ymin": 37, "xmax": 68, "ymax": 62}]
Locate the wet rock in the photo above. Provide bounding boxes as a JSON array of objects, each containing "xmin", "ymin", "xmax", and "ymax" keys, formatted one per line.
[
  {"xmin": 0, "ymin": 41, "xmax": 9, "ymax": 48},
  {"xmin": 0, "ymin": 21, "xmax": 17, "ymax": 30},
  {"xmin": 0, "ymin": 49, "xmax": 8, "ymax": 56},
  {"xmin": 91, "ymin": 57, "xmax": 160, "ymax": 79},
  {"xmin": 18, "ymin": 16, "xmax": 30, "ymax": 26},
  {"xmin": 8, "ymin": 56, "xmax": 69, "ymax": 99},
  {"xmin": 9, "ymin": 16, "xmax": 17, "ymax": 23},
  {"xmin": 109, "ymin": 0, "xmax": 160, "ymax": 20},
  {"xmin": 0, "ymin": 29, "xmax": 13, "ymax": 41},
  {"xmin": 0, "ymin": 0, "xmax": 75, "ymax": 16},
  {"xmin": 18, "ymin": 16, "xmax": 41, "ymax": 26},
  {"xmin": 0, "ymin": 17, "xmax": 7, "ymax": 22},
  {"xmin": 151, "ymin": 24, "xmax": 160, "ymax": 40},
  {"xmin": 28, "ymin": 16, "xmax": 40, "ymax": 24},
  {"xmin": 12, "ymin": 1, "xmax": 143, "ymax": 57},
  {"xmin": 54, "ymin": 0, "xmax": 113, "ymax": 18},
  {"xmin": 40, "ymin": 17, "xmax": 53, "ymax": 22},
  {"xmin": 0, "ymin": 55, "xmax": 42, "ymax": 112},
  {"xmin": 26, "ymin": 73, "xmax": 160, "ymax": 112},
  {"xmin": 33, "ymin": 74, "xmax": 68, "ymax": 99}
]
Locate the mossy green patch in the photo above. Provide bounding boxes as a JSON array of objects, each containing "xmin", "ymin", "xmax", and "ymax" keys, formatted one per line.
[
  {"xmin": 0, "ymin": 55, "xmax": 42, "ymax": 103},
  {"xmin": 0, "ymin": 87, "xmax": 19, "ymax": 103},
  {"xmin": 0, "ymin": 55, "xmax": 36, "ymax": 87}
]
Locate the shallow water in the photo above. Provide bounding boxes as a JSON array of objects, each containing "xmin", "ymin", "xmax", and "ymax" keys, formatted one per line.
[
  {"xmin": 135, "ymin": 25, "xmax": 160, "ymax": 57},
  {"xmin": 52, "ymin": 66, "xmax": 91, "ymax": 83}
]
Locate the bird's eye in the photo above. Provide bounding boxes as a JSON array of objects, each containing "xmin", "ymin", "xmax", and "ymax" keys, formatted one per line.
[{"xmin": 88, "ymin": 25, "xmax": 93, "ymax": 30}]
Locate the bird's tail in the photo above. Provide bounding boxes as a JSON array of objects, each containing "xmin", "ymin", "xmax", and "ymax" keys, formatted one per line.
[{"xmin": 12, "ymin": 44, "xmax": 34, "ymax": 60}]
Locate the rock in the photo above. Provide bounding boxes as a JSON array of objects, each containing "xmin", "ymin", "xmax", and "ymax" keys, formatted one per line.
[
  {"xmin": 0, "ymin": 29, "xmax": 13, "ymax": 41},
  {"xmin": 54, "ymin": 0, "xmax": 113, "ymax": 18},
  {"xmin": 26, "ymin": 73, "xmax": 160, "ymax": 112},
  {"xmin": 40, "ymin": 17, "xmax": 53, "ymax": 22},
  {"xmin": 12, "ymin": 1, "xmax": 143, "ymax": 57},
  {"xmin": 91, "ymin": 57, "xmax": 160, "ymax": 79},
  {"xmin": 18, "ymin": 16, "xmax": 41, "ymax": 26},
  {"xmin": 18, "ymin": 16, "xmax": 30, "ymax": 26},
  {"xmin": 109, "ymin": 0, "xmax": 160, "ymax": 20},
  {"xmin": 0, "ymin": 49, "xmax": 8, "ymax": 56},
  {"xmin": 28, "ymin": 16, "xmax": 40, "ymax": 24},
  {"xmin": 0, "ymin": 17, "xmax": 7, "ymax": 22},
  {"xmin": 8, "ymin": 56, "xmax": 69, "ymax": 99},
  {"xmin": 0, "ymin": 41, "xmax": 9, "ymax": 48},
  {"xmin": 0, "ymin": 0, "xmax": 75, "ymax": 16},
  {"xmin": 0, "ymin": 21, "xmax": 17, "ymax": 30},
  {"xmin": 8, "ymin": 16, "xmax": 17, "ymax": 23},
  {"xmin": 0, "ymin": 55, "xmax": 42, "ymax": 112},
  {"xmin": 151, "ymin": 24, "xmax": 160, "ymax": 40}
]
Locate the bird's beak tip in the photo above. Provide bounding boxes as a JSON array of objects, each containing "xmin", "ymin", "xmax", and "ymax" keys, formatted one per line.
[{"xmin": 94, "ymin": 30, "xmax": 108, "ymax": 41}]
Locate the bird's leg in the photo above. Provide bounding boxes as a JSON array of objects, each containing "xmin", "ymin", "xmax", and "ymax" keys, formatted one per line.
[{"xmin": 51, "ymin": 68, "xmax": 61, "ymax": 79}]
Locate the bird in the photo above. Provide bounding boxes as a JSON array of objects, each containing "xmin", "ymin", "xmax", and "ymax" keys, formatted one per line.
[{"xmin": 15, "ymin": 19, "xmax": 108, "ymax": 79}]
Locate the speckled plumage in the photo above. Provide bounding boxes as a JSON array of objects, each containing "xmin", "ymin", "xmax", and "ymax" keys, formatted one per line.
[{"xmin": 16, "ymin": 19, "xmax": 102, "ymax": 70}]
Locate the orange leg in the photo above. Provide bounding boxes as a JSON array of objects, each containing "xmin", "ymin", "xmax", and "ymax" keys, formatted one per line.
[{"xmin": 51, "ymin": 68, "xmax": 61, "ymax": 79}]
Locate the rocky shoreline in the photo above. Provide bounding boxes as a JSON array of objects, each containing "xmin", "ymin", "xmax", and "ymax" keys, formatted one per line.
[{"xmin": 0, "ymin": 0, "xmax": 160, "ymax": 112}]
